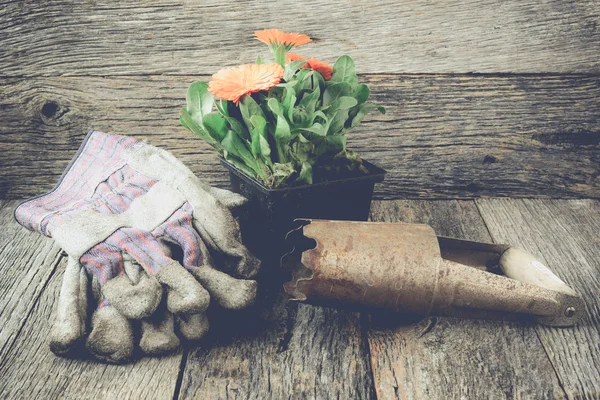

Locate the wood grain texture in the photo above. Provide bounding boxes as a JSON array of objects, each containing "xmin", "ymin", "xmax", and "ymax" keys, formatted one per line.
[
  {"xmin": 0, "ymin": 200, "xmax": 63, "ymax": 361},
  {"xmin": 2, "ymin": 74, "xmax": 599, "ymax": 200},
  {"xmin": 1, "ymin": 0, "xmax": 599, "ymax": 76},
  {"xmin": 476, "ymin": 199, "xmax": 600, "ymax": 399},
  {"xmin": 178, "ymin": 300, "xmax": 375, "ymax": 399},
  {"xmin": 0, "ymin": 257, "xmax": 183, "ymax": 400},
  {"xmin": 367, "ymin": 200, "xmax": 565, "ymax": 400}
]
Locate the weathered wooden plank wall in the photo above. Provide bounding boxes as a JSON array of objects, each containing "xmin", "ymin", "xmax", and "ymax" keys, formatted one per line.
[
  {"xmin": 1, "ymin": 75, "xmax": 599, "ymax": 199},
  {"xmin": 1, "ymin": 0, "xmax": 600, "ymax": 199},
  {"xmin": 2, "ymin": 0, "xmax": 599, "ymax": 75}
]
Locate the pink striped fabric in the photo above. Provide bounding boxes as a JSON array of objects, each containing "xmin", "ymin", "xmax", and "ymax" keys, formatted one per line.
[
  {"xmin": 15, "ymin": 131, "xmax": 208, "ymax": 307},
  {"xmin": 15, "ymin": 131, "xmax": 141, "ymax": 234}
]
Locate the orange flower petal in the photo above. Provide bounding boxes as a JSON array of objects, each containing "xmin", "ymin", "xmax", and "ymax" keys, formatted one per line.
[
  {"xmin": 208, "ymin": 63, "xmax": 284, "ymax": 105},
  {"xmin": 305, "ymin": 58, "xmax": 333, "ymax": 80},
  {"xmin": 255, "ymin": 29, "xmax": 311, "ymax": 47},
  {"xmin": 286, "ymin": 52, "xmax": 308, "ymax": 63},
  {"xmin": 286, "ymin": 53, "xmax": 333, "ymax": 80}
]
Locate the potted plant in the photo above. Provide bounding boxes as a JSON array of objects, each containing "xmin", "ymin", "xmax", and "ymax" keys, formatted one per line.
[{"xmin": 180, "ymin": 29, "xmax": 386, "ymax": 261}]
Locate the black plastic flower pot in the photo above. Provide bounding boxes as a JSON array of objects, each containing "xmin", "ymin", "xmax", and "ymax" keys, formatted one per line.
[{"xmin": 220, "ymin": 158, "xmax": 387, "ymax": 263}]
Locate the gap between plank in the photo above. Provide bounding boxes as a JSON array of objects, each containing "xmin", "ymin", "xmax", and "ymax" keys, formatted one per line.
[
  {"xmin": 359, "ymin": 312, "xmax": 378, "ymax": 400},
  {"xmin": 172, "ymin": 347, "xmax": 189, "ymax": 400},
  {"xmin": 3, "ymin": 72, "xmax": 600, "ymax": 80},
  {"xmin": 0, "ymin": 252, "xmax": 65, "ymax": 369}
]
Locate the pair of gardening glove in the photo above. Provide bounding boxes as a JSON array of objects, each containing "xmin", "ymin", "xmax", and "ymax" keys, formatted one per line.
[{"xmin": 14, "ymin": 131, "xmax": 260, "ymax": 363}]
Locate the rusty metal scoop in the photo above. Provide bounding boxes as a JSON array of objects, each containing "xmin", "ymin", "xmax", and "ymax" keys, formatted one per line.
[{"xmin": 282, "ymin": 219, "xmax": 584, "ymax": 327}]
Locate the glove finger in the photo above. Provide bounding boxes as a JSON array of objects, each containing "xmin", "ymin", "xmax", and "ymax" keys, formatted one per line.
[
  {"xmin": 101, "ymin": 254, "xmax": 163, "ymax": 320},
  {"xmin": 176, "ymin": 312, "xmax": 210, "ymax": 341},
  {"xmin": 157, "ymin": 212, "xmax": 257, "ymax": 310},
  {"xmin": 209, "ymin": 187, "xmax": 248, "ymax": 210},
  {"xmin": 155, "ymin": 261, "xmax": 210, "ymax": 315},
  {"xmin": 85, "ymin": 304, "xmax": 134, "ymax": 364},
  {"xmin": 106, "ymin": 227, "xmax": 210, "ymax": 316},
  {"xmin": 193, "ymin": 266, "xmax": 257, "ymax": 310},
  {"xmin": 178, "ymin": 185, "xmax": 260, "ymax": 279},
  {"xmin": 191, "ymin": 208, "xmax": 261, "ymax": 279},
  {"xmin": 50, "ymin": 256, "xmax": 88, "ymax": 355},
  {"xmin": 139, "ymin": 306, "xmax": 180, "ymax": 356}
]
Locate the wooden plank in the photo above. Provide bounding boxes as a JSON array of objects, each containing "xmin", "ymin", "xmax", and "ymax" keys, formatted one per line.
[
  {"xmin": 0, "ymin": 255, "xmax": 183, "ymax": 399},
  {"xmin": 476, "ymin": 198, "xmax": 600, "ymax": 398},
  {"xmin": 367, "ymin": 200, "xmax": 565, "ymax": 399},
  {"xmin": 1, "ymin": 0, "xmax": 599, "ymax": 76},
  {"xmin": 178, "ymin": 300, "xmax": 375, "ymax": 399},
  {"xmin": 0, "ymin": 200, "xmax": 63, "ymax": 361},
  {"xmin": 2, "ymin": 74, "xmax": 599, "ymax": 200}
]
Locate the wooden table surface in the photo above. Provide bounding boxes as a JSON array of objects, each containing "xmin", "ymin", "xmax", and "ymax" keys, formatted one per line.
[
  {"xmin": 1, "ymin": 1, "xmax": 599, "ymax": 399},
  {"xmin": 0, "ymin": 199, "xmax": 599, "ymax": 399}
]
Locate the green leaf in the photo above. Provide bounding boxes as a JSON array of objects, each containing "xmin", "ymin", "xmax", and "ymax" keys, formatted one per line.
[
  {"xmin": 250, "ymin": 115, "xmax": 268, "ymax": 137},
  {"xmin": 180, "ymin": 114, "xmax": 189, "ymax": 129},
  {"xmin": 309, "ymin": 110, "xmax": 328, "ymax": 125},
  {"xmin": 354, "ymin": 84, "xmax": 369, "ymax": 104},
  {"xmin": 294, "ymin": 68, "xmax": 312, "ymax": 92},
  {"xmin": 328, "ymin": 96, "xmax": 358, "ymax": 114},
  {"xmin": 180, "ymin": 108, "xmax": 220, "ymax": 149},
  {"xmin": 256, "ymin": 55, "xmax": 264, "ymax": 64},
  {"xmin": 267, "ymin": 97, "xmax": 283, "ymax": 117},
  {"xmin": 221, "ymin": 130, "xmax": 256, "ymax": 168},
  {"xmin": 268, "ymin": 99, "xmax": 290, "ymax": 139},
  {"xmin": 328, "ymin": 109, "xmax": 350, "ymax": 135},
  {"xmin": 271, "ymin": 162, "xmax": 295, "ymax": 187},
  {"xmin": 225, "ymin": 116, "xmax": 250, "ymax": 141},
  {"xmin": 186, "ymin": 82, "xmax": 214, "ymax": 125},
  {"xmin": 250, "ymin": 116, "xmax": 271, "ymax": 160},
  {"xmin": 299, "ymin": 123, "xmax": 326, "ymax": 137},
  {"xmin": 343, "ymin": 149, "xmax": 363, "ymax": 166},
  {"xmin": 274, "ymin": 43, "xmax": 287, "ymax": 68},
  {"xmin": 326, "ymin": 134, "xmax": 346, "ymax": 153},
  {"xmin": 250, "ymin": 128, "xmax": 261, "ymax": 159},
  {"xmin": 298, "ymin": 85, "xmax": 320, "ymax": 115},
  {"xmin": 297, "ymin": 162, "xmax": 313, "ymax": 184},
  {"xmin": 268, "ymin": 98, "xmax": 292, "ymax": 162},
  {"xmin": 202, "ymin": 113, "xmax": 228, "ymax": 142},
  {"xmin": 312, "ymin": 70, "xmax": 326, "ymax": 91},
  {"xmin": 215, "ymin": 99, "xmax": 230, "ymax": 117},
  {"xmin": 282, "ymin": 88, "xmax": 297, "ymax": 122},
  {"xmin": 239, "ymin": 95, "xmax": 266, "ymax": 133},
  {"xmin": 323, "ymin": 82, "xmax": 352, "ymax": 107},
  {"xmin": 330, "ymin": 56, "xmax": 358, "ymax": 87},
  {"xmin": 181, "ymin": 108, "xmax": 209, "ymax": 140},
  {"xmin": 258, "ymin": 133, "xmax": 271, "ymax": 158},
  {"xmin": 349, "ymin": 103, "xmax": 385, "ymax": 129},
  {"xmin": 284, "ymin": 60, "xmax": 308, "ymax": 81},
  {"xmin": 274, "ymin": 115, "xmax": 291, "ymax": 142},
  {"xmin": 225, "ymin": 154, "xmax": 257, "ymax": 178}
]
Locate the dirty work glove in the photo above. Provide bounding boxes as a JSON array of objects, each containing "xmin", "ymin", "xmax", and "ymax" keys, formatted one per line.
[{"xmin": 15, "ymin": 131, "xmax": 260, "ymax": 363}]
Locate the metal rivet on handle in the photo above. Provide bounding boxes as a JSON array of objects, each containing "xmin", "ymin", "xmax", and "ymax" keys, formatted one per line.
[{"xmin": 564, "ymin": 307, "xmax": 576, "ymax": 317}]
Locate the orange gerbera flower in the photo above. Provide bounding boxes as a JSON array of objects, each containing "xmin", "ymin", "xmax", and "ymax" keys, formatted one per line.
[
  {"xmin": 255, "ymin": 29, "xmax": 311, "ymax": 49},
  {"xmin": 208, "ymin": 63, "xmax": 284, "ymax": 105},
  {"xmin": 287, "ymin": 53, "xmax": 333, "ymax": 80},
  {"xmin": 286, "ymin": 52, "xmax": 308, "ymax": 62}
]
